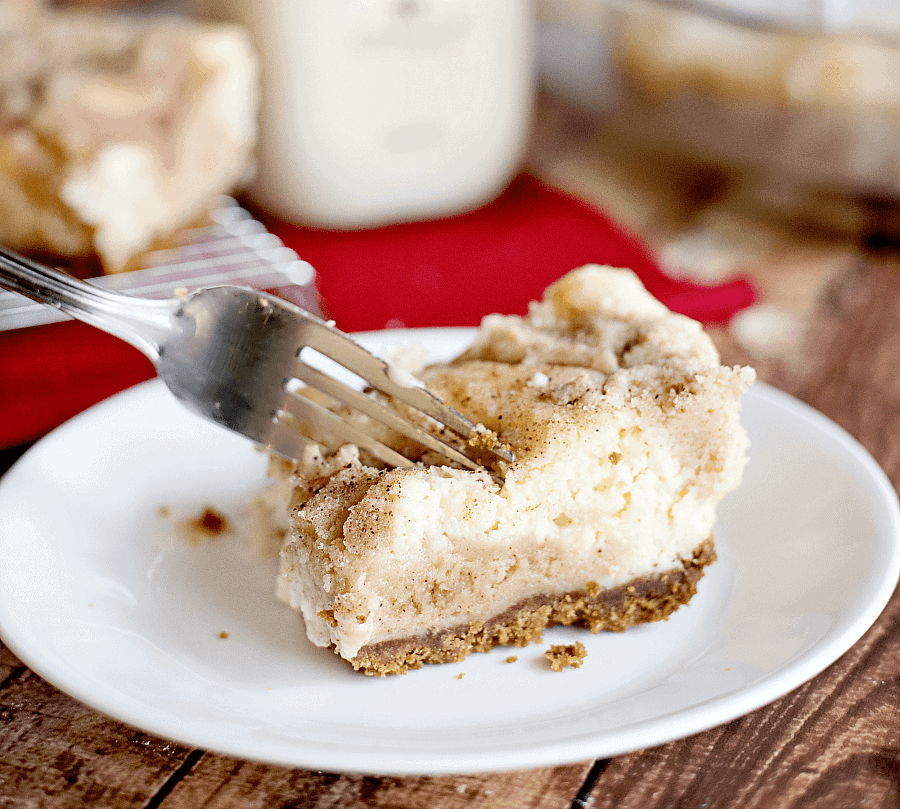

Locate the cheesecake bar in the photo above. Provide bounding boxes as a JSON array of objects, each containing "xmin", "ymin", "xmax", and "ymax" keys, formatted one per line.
[
  {"xmin": 277, "ymin": 266, "xmax": 755, "ymax": 675},
  {"xmin": 0, "ymin": 4, "xmax": 257, "ymax": 273}
]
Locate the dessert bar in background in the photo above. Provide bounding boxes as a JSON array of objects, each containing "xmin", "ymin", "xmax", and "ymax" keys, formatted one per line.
[{"xmin": 0, "ymin": 0, "xmax": 257, "ymax": 274}]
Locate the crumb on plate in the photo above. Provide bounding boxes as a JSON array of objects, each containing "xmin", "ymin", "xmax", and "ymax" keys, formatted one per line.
[{"xmin": 545, "ymin": 642, "xmax": 587, "ymax": 671}]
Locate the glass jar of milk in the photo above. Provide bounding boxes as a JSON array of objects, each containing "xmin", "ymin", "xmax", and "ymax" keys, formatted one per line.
[{"xmin": 201, "ymin": 0, "xmax": 535, "ymax": 228}]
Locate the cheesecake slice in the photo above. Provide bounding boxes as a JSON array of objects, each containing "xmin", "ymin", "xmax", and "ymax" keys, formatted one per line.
[{"xmin": 277, "ymin": 266, "xmax": 755, "ymax": 675}]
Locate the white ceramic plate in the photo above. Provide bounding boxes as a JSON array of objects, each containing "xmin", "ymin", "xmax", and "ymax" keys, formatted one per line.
[{"xmin": 0, "ymin": 328, "xmax": 898, "ymax": 775}]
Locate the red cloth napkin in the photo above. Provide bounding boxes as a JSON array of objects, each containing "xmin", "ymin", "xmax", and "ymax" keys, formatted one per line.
[
  {"xmin": 271, "ymin": 173, "xmax": 755, "ymax": 331},
  {"xmin": 0, "ymin": 173, "xmax": 755, "ymax": 449}
]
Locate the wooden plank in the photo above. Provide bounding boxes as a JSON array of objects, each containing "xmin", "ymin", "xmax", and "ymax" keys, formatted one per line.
[
  {"xmin": 154, "ymin": 754, "xmax": 594, "ymax": 809},
  {"xmin": 0, "ymin": 642, "xmax": 193, "ymax": 809},
  {"xmin": 583, "ymin": 257, "xmax": 900, "ymax": 808}
]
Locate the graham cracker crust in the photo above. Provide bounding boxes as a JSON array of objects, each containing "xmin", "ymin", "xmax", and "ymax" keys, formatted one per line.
[{"xmin": 349, "ymin": 538, "xmax": 716, "ymax": 676}]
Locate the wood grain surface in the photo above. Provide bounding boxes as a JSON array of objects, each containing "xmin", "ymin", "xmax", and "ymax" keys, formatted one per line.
[{"xmin": 3, "ymin": 98, "xmax": 900, "ymax": 807}]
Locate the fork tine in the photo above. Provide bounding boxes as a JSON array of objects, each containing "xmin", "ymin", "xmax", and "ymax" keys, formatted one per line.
[
  {"xmin": 293, "ymin": 360, "xmax": 490, "ymax": 474},
  {"xmin": 280, "ymin": 390, "xmax": 418, "ymax": 470},
  {"xmin": 298, "ymin": 318, "xmax": 515, "ymax": 465},
  {"xmin": 264, "ymin": 414, "xmax": 326, "ymax": 461}
]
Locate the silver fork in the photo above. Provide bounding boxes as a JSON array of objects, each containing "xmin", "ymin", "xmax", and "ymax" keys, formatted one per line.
[{"xmin": 0, "ymin": 246, "xmax": 513, "ymax": 477}]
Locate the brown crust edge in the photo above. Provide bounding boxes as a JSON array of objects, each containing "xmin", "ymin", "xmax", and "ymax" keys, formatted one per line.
[{"xmin": 349, "ymin": 538, "xmax": 716, "ymax": 676}]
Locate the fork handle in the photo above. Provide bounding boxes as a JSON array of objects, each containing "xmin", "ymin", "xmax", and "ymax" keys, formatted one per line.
[{"xmin": 0, "ymin": 246, "xmax": 175, "ymax": 359}]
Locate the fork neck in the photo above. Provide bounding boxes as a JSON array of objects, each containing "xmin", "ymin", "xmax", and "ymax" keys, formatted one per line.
[{"xmin": 0, "ymin": 247, "xmax": 175, "ymax": 360}]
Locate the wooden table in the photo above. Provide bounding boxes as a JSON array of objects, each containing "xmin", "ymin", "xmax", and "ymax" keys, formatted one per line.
[{"xmin": 2, "ymin": 101, "xmax": 900, "ymax": 808}]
